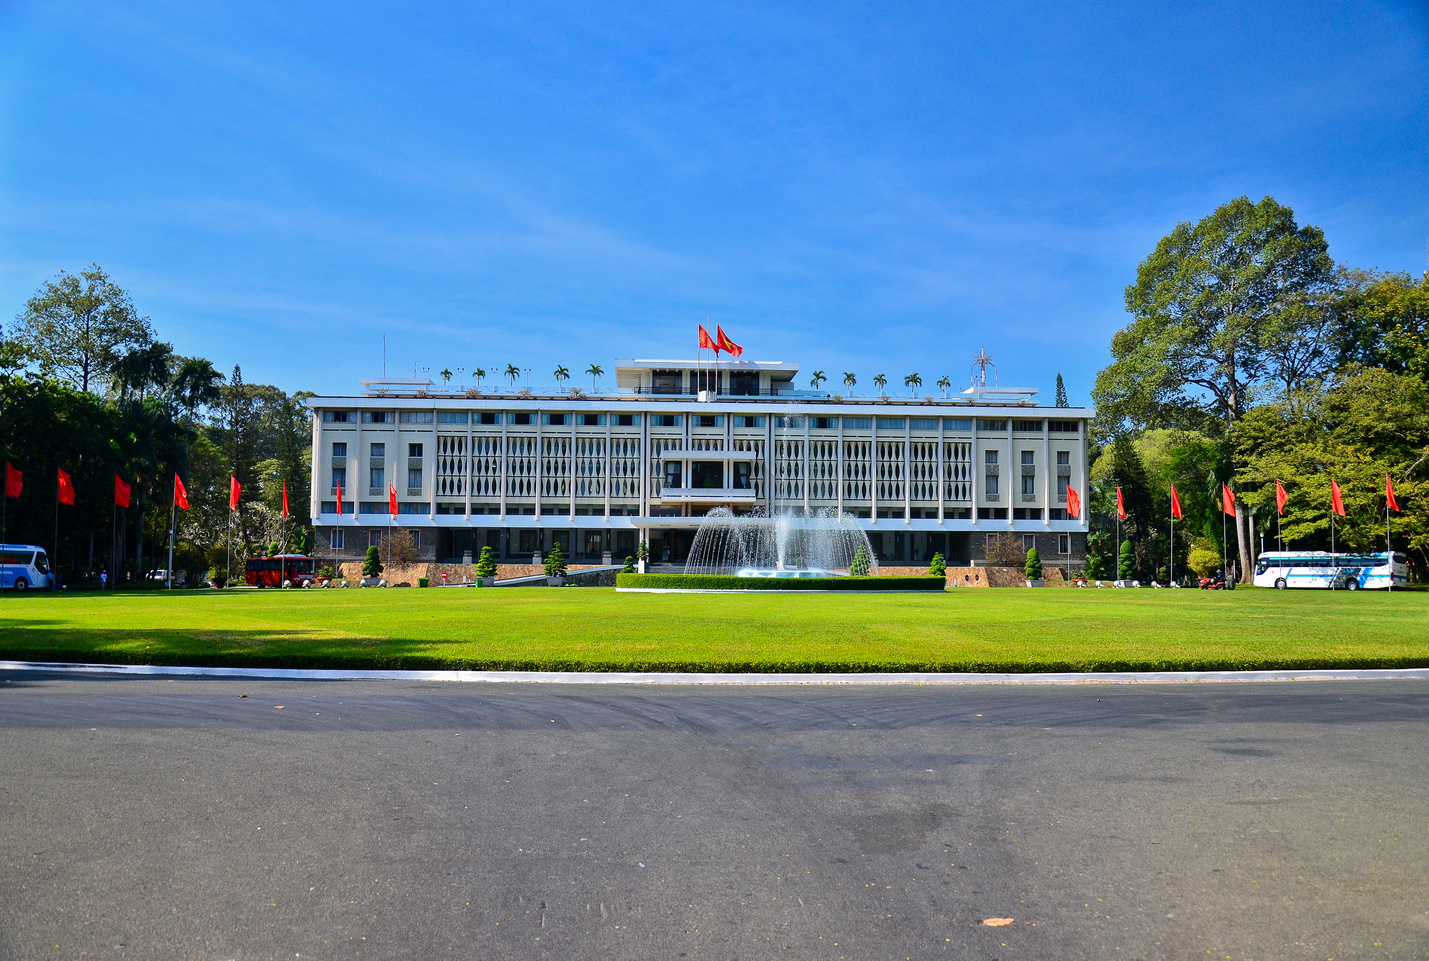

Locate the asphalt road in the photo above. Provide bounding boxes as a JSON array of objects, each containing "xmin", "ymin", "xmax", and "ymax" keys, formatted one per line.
[{"xmin": 2, "ymin": 672, "xmax": 1427, "ymax": 961}]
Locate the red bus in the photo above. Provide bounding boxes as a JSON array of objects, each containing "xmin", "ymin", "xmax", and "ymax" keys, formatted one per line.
[{"xmin": 244, "ymin": 554, "xmax": 318, "ymax": 588}]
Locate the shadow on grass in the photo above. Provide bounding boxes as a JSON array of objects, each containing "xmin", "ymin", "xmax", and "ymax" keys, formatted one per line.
[{"xmin": 1, "ymin": 625, "xmax": 1428, "ymax": 674}]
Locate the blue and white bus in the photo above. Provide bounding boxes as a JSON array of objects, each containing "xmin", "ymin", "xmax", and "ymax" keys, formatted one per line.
[
  {"xmin": 0, "ymin": 544, "xmax": 53, "ymax": 590},
  {"xmin": 1253, "ymin": 551, "xmax": 1408, "ymax": 591}
]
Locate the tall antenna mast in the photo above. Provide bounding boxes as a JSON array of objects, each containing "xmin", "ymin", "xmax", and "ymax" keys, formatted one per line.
[
  {"xmin": 383, "ymin": 335, "xmax": 387, "ymax": 378},
  {"xmin": 971, "ymin": 347, "xmax": 996, "ymax": 388}
]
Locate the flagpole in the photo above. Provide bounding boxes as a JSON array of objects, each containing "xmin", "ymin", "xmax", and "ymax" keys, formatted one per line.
[
  {"xmin": 1169, "ymin": 513, "xmax": 1174, "ymax": 587},
  {"xmin": 167, "ymin": 492, "xmax": 177, "ymax": 591},
  {"xmin": 53, "ymin": 472, "xmax": 60, "ymax": 592}
]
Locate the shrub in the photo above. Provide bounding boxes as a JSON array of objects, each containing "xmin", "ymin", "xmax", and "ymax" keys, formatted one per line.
[
  {"xmin": 380, "ymin": 528, "xmax": 418, "ymax": 568},
  {"xmin": 1117, "ymin": 539, "xmax": 1136, "ymax": 580},
  {"xmin": 849, "ymin": 546, "xmax": 871, "ymax": 577},
  {"xmin": 621, "ymin": 555, "xmax": 636, "ymax": 574},
  {"xmin": 544, "ymin": 543, "xmax": 568, "ymax": 578},
  {"xmin": 1084, "ymin": 553, "xmax": 1108, "ymax": 580},
  {"xmin": 474, "ymin": 545, "xmax": 497, "ymax": 578},
  {"xmin": 615, "ymin": 573, "xmax": 945, "ymax": 591},
  {"xmin": 984, "ymin": 532, "xmax": 1026, "ymax": 567},
  {"xmin": 636, "ymin": 540, "xmax": 649, "ymax": 562},
  {"xmin": 362, "ymin": 546, "xmax": 384, "ymax": 578},
  {"xmin": 1187, "ymin": 548, "xmax": 1220, "ymax": 579},
  {"xmin": 1024, "ymin": 548, "xmax": 1042, "ymax": 580},
  {"xmin": 317, "ymin": 565, "xmax": 334, "ymax": 579},
  {"xmin": 927, "ymin": 551, "xmax": 946, "ymax": 577}
]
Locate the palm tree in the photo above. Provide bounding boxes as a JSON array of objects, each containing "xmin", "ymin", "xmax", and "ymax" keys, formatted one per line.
[
  {"xmin": 873, "ymin": 373, "xmax": 887, "ymax": 396},
  {"xmin": 810, "ymin": 370, "xmax": 826, "ymax": 390},
  {"xmin": 904, "ymin": 372, "xmax": 922, "ymax": 396},
  {"xmin": 586, "ymin": 364, "xmax": 604, "ymax": 392},
  {"xmin": 505, "ymin": 364, "xmax": 520, "ymax": 387},
  {"xmin": 553, "ymin": 365, "xmax": 570, "ymax": 391},
  {"xmin": 168, "ymin": 356, "xmax": 224, "ymax": 413},
  {"xmin": 440, "ymin": 368, "xmax": 453, "ymax": 385},
  {"xmin": 843, "ymin": 372, "xmax": 856, "ymax": 392},
  {"xmin": 473, "ymin": 367, "xmax": 486, "ymax": 388},
  {"xmin": 937, "ymin": 375, "xmax": 951, "ymax": 398}
]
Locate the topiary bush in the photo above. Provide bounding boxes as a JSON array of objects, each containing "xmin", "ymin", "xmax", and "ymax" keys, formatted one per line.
[
  {"xmin": 621, "ymin": 555, "xmax": 636, "ymax": 574},
  {"xmin": 1024, "ymin": 547, "xmax": 1042, "ymax": 580},
  {"xmin": 1118, "ymin": 539, "xmax": 1136, "ymax": 580},
  {"xmin": 636, "ymin": 540, "xmax": 649, "ymax": 562},
  {"xmin": 362, "ymin": 546, "xmax": 384, "ymax": 578},
  {"xmin": 927, "ymin": 551, "xmax": 946, "ymax": 577},
  {"xmin": 474, "ymin": 545, "xmax": 497, "ymax": 578},
  {"xmin": 544, "ymin": 543, "xmax": 568, "ymax": 578}
]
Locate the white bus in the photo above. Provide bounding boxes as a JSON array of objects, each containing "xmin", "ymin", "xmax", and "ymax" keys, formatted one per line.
[
  {"xmin": 0, "ymin": 544, "xmax": 53, "ymax": 591},
  {"xmin": 1253, "ymin": 551, "xmax": 1408, "ymax": 591}
]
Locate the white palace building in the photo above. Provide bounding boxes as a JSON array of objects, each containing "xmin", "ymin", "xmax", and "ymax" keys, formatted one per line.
[{"xmin": 306, "ymin": 356, "xmax": 1091, "ymax": 569}]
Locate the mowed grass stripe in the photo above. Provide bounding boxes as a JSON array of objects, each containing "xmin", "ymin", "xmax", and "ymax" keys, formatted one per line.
[{"xmin": 0, "ymin": 587, "xmax": 1425, "ymax": 673}]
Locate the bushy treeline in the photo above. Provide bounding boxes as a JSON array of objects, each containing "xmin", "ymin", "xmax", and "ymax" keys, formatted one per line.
[
  {"xmin": 1, "ymin": 265, "xmax": 311, "ymax": 585},
  {"xmin": 1087, "ymin": 198, "xmax": 1428, "ymax": 582}
]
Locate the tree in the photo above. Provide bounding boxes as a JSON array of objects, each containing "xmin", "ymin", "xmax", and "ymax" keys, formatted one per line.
[
  {"xmin": 636, "ymin": 539, "xmax": 649, "ymax": 562},
  {"xmin": 473, "ymin": 367, "xmax": 486, "ymax": 389},
  {"xmin": 474, "ymin": 545, "xmax": 497, "ymax": 578},
  {"xmin": 984, "ymin": 532, "xmax": 1026, "ymax": 567},
  {"xmin": 14, "ymin": 265, "xmax": 154, "ymax": 392},
  {"xmin": 362, "ymin": 546, "xmax": 384, "ymax": 578},
  {"xmin": 544, "ymin": 542, "xmax": 567, "ymax": 578},
  {"xmin": 1331, "ymin": 271, "xmax": 1429, "ymax": 381},
  {"xmin": 168, "ymin": 357, "xmax": 224, "ymax": 417},
  {"xmin": 1118, "ymin": 539, "xmax": 1136, "ymax": 580},
  {"xmin": 1085, "ymin": 552, "xmax": 1109, "ymax": 580},
  {"xmin": 553, "ymin": 365, "xmax": 569, "ymax": 390},
  {"xmin": 873, "ymin": 373, "xmax": 887, "ymax": 396},
  {"xmin": 849, "ymin": 546, "xmax": 870, "ymax": 576},
  {"xmin": 937, "ymin": 375, "xmax": 951, "ymax": 398},
  {"xmin": 928, "ymin": 551, "xmax": 946, "ymax": 577},
  {"xmin": 843, "ymin": 372, "xmax": 857, "ymax": 392},
  {"xmin": 1187, "ymin": 546, "xmax": 1220, "ymax": 579},
  {"xmin": 1024, "ymin": 547, "xmax": 1042, "ymax": 580},
  {"xmin": 1093, "ymin": 196, "xmax": 1333, "ymax": 582},
  {"xmin": 620, "ymin": 555, "xmax": 635, "ymax": 574},
  {"xmin": 505, "ymin": 364, "xmax": 520, "ymax": 387},
  {"xmin": 440, "ymin": 368, "xmax": 453, "ymax": 385},
  {"xmin": 810, "ymin": 370, "xmax": 826, "ymax": 390},
  {"xmin": 1055, "ymin": 373, "xmax": 1068, "ymax": 407},
  {"xmin": 380, "ymin": 528, "xmax": 418, "ymax": 569},
  {"xmin": 904, "ymin": 373, "xmax": 922, "ymax": 396},
  {"xmin": 586, "ymin": 364, "xmax": 604, "ymax": 392}
]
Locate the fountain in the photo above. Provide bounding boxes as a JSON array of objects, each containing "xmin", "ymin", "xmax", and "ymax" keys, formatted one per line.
[{"xmin": 683, "ymin": 507, "xmax": 875, "ymax": 577}]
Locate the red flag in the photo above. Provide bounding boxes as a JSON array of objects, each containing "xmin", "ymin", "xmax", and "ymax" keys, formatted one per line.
[
  {"xmin": 715, "ymin": 325, "xmax": 743, "ymax": 358},
  {"xmin": 1170, "ymin": 484, "xmax": 1182, "ymax": 520},
  {"xmin": 1115, "ymin": 485, "xmax": 1125, "ymax": 520},
  {"xmin": 1330, "ymin": 478, "xmax": 1345, "ymax": 517},
  {"xmin": 1275, "ymin": 480, "xmax": 1288, "ymax": 516},
  {"xmin": 57, "ymin": 469, "xmax": 75, "ymax": 506},
  {"xmin": 1386, "ymin": 474, "xmax": 1399, "ymax": 513},
  {"xmin": 698, "ymin": 325, "xmax": 716, "ymax": 351},
  {"xmin": 1221, "ymin": 483, "xmax": 1235, "ymax": 517},
  {"xmin": 173, "ymin": 474, "xmax": 189, "ymax": 511},
  {"xmin": 229, "ymin": 476, "xmax": 241, "ymax": 511},
  {"xmin": 5, "ymin": 462, "xmax": 21, "ymax": 499},
  {"xmin": 1065, "ymin": 483, "xmax": 1081, "ymax": 519},
  {"xmin": 281, "ymin": 480, "xmax": 290, "ymax": 518},
  {"xmin": 114, "ymin": 473, "xmax": 131, "ymax": 508},
  {"xmin": 388, "ymin": 483, "xmax": 399, "ymax": 515},
  {"xmin": 335, "ymin": 480, "xmax": 344, "ymax": 516}
]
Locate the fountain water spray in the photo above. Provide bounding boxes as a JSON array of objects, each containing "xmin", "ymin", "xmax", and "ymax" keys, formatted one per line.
[{"xmin": 683, "ymin": 507, "xmax": 874, "ymax": 576}]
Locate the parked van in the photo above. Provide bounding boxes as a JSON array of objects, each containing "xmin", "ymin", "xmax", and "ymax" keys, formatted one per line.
[{"xmin": 0, "ymin": 544, "xmax": 53, "ymax": 590}]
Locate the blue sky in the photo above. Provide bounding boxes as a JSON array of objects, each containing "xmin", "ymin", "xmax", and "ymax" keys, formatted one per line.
[{"xmin": 2, "ymin": 1, "xmax": 1426, "ymax": 402}]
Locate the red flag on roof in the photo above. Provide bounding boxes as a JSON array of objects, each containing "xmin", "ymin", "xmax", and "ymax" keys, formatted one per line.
[
  {"xmin": 698, "ymin": 325, "xmax": 716, "ymax": 351},
  {"xmin": 1065, "ymin": 483, "xmax": 1081, "ymax": 520},
  {"xmin": 281, "ymin": 480, "xmax": 290, "ymax": 518},
  {"xmin": 1170, "ymin": 484, "xmax": 1182, "ymax": 520},
  {"xmin": 57, "ymin": 469, "xmax": 75, "ymax": 506},
  {"xmin": 1115, "ymin": 485, "xmax": 1125, "ymax": 520},
  {"xmin": 1330, "ymin": 478, "xmax": 1345, "ymax": 517},
  {"xmin": 1221, "ymin": 483, "xmax": 1235, "ymax": 517},
  {"xmin": 229, "ymin": 476, "xmax": 241, "ymax": 511},
  {"xmin": 388, "ymin": 483, "xmax": 398, "ymax": 515},
  {"xmin": 1386, "ymin": 474, "xmax": 1399, "ymax": 513},
  {"xmin": 5, "ymin": 462, "xmax": 21, "ymax": 499},
  {"xmin": 335, "ymin": 480, "xmax": 344, "ymax": 516},
  {"xmin": 715, "ymin": 325, "xmax": 743, "ymax": 358},
  {"xmin": 114, "ymin": 474, "xmax": 131, "ymax": 508},
  {"xmin": 1275, "ymin": 480, "xmax": 1288, "ymax": 516},
  {"xmin": 174, "ymin": 474, "xmax": 189, "ymax": 511}
]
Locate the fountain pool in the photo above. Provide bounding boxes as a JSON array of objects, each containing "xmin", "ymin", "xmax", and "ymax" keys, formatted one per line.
[{"xmin": 683, "ymin": 507, "xmax": 874, "ymax": 577}]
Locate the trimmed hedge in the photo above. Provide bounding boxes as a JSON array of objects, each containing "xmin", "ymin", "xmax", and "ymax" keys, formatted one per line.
[{"xmin": 616, "ymin": 573, "xmax": 946, "ymax": 591}]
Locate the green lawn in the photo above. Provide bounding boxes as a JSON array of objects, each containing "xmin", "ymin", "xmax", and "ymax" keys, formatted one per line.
[{"xmin": 0, "ymin": 586, "xmax": 1426, "ymax": 673}]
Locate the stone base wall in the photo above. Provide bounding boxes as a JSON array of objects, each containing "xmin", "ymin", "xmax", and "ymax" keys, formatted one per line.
[{"xmin": 332, "ymin": 561, "xmax": 612, "ymax": 585}]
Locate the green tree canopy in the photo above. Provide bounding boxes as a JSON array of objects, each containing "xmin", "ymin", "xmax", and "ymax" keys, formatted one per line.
[{"xmin": 14, "ymin": 264, "xmax": 154, "ymax": 393}]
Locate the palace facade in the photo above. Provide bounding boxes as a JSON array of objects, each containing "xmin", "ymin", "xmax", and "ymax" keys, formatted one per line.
[{"xmin": 306, "ymin": 357, "xmax": 1091, "ymax": 569}]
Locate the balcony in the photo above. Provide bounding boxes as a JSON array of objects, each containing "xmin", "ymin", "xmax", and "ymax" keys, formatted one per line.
[{"xmin": 657, "ymin": 486, "xmax": 758, "ymax": 503}]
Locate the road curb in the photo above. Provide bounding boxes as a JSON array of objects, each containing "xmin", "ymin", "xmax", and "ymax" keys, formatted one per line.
[{"xmin": 3, "ymin": 660, "xmax": 1429, "ymax": 685}]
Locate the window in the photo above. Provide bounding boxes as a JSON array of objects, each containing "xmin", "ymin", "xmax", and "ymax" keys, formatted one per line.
[
  {"xmin": 1013, "ymin": 508, "xmax": 1042, "ymax": 520},
  {"xmin": 733, "ymin": 462, "xmax": 752, "ymax": 489},
  {"xmin": 475, "ymin": 412, "xmax": 500, "ymax": 425},
  {"xmin": 978, "ymin": 507, "xmax": 1008, "ymax": 519},
  {"xmin": 369, "ymin": 530, "xmax": 382, "ymax": 547},
  {"xmin": 1021, "ymin": 450, "xmax": 1034, "ymax": 465},
  {"xmin": 695, "ymin": 415, "xmax": 722, "ymax": 428},
  {"xmin": 734, "ymin": 415, "xmax": 763, "ymax": 428},
  {"xmin": 331, "ymin": 466, "xmax": 346, "ymax": 490},
  {"xmin": 909, "ymin": 418, "xmax": 939, "ymax": 430},
  {"xmin": 362, "ymin": 411, "xmax": 393, "ymax": 424},
  {"xmin": 370, "ymin": 443, "xmax": 385, "ymax": 457},
  {"xmin": 811, "ymin": 416, "xmax": 836, "ymax": 430},
  {"xmin": 1057, "ymin": 451, "xmax": 1070, "ymax": 467},
  {"xmin": 579, "ymin": 413, "xmax": 603, "ymax": 426},
  {"xmin": 664, "ymin": 462, "xmax": 682, "ymax": 488},
  {"xmin": 407, "ymin": 465, "xmax": 423, "ymax": 489},
  {"xmin": 841, "ymin": 417, "xmax": 871, "ymax": 429},
  {"xmin": 943, "ymin": 418, "xmax": 972, "ymax": 431},
  {"xmin": 986, "ymin": 473, "xmax": 999, "ymax": 497},
  {"xmin": 876, "ymin": 417, "xmax": 905, "ymax": 429},
  {"xmin": 370, "ymin": 465, "xmax": 384, "ymax": 489},
  {"xmin": 1022, "ymin": 473, "xmax": 1036, "ymax": 497},
  {"xmin": 1059, "ymin": 534, "xmax": 1070, "ymax": 554},
  {"xmin": 730, "ymin": 372, "xmax": 759, "ymax": 395},
  {"xmin": 977, "ymin": 419, "xmax": 1006, "ymax": 431},
  {"xmin": 543, "ymin": 413, "xmax": 567, "ymax": 426},
  {"xmin": 1048, "ymin": 508, "xmax": 1069, "ymax": 520},
  {"xmin": 509, "ymin": 412, "xmax": 532, "ymax": 425},
  {"xmin": 409, "ymin": 530, "xmax": 421, "ymax": 551},
  {"xmin": 776, "ymin": 416, "xmax": 803, "ymax": 429},
  {"xmin": 1048, "ymin": 420, "xmax": 1080, "ymax": 434},
  {"xmin": 652, "ymin": 370, "xmax": 682, "ymax": 394},
  {"xmin": 397, "ymin": 502, "xmax": 428, "ymax": 515},
  {"xmin": 652, "ymin": 414, "xmax": 681, "ymax": 427},
  {"xmin": 332, "ymin": 442, "xmax": 347, "ymax": 457},
  {"xmin": 408, "ymin": 443, "xmax": 423, "ymax": 458},
  {"xmin": 985, "ymin": 450, "xmax": 998, "ymax": 465},
  {"xmin": 616, "ymin": 413, "xmax": 639, "ymax": 426},
  {"xmin": 331, "ymin": 529, "xmax": 344, "ymax": 550},
  {"xmin": 1012, "ymin": 419, "xmax": 1043, "ymax": 432},
  {"xmin": 437, "ymin": 411, "xmax": 468, "ymax": 424},
  {"xmin": 322, "ymin": 410, "xmax": 354, "ymax": 423},
  {"xmin": 1023, "ymin": 534, "xmax": 1036, "ymax": 551},
  {"xmin": 398, "ymin": 411, "xmax": 433, "ymax": 423}
]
